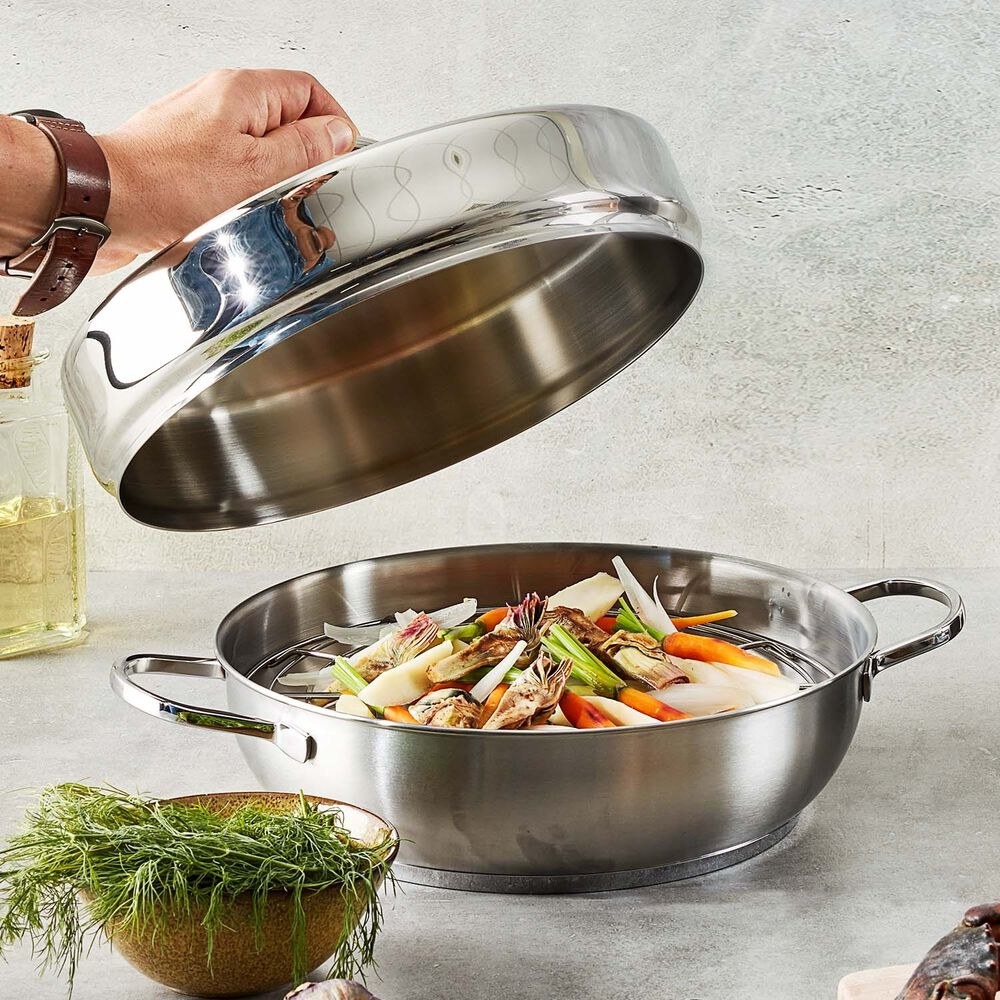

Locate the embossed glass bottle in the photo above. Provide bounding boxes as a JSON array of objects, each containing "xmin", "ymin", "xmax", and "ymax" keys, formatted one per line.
[{"xmin": 0, "ymin": 318, "xmax": 86, "ymax": 656}]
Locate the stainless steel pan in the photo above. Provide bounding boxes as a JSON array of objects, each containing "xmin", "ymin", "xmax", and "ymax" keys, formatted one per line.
[{"xmin": 111, "ymin": 544, "xmax": 963, "ymax": 892}]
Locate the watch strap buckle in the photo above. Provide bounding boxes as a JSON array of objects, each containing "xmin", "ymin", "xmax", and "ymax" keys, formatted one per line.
[{"xmin": 29, "ymin": 215, "xmax": 111, "ymax": 250}]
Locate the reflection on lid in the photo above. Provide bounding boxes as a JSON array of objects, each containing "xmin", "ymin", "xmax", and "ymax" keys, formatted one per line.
[{"xmin": 168, "ymin": 174, "xmax": 337, "ymax": 337}]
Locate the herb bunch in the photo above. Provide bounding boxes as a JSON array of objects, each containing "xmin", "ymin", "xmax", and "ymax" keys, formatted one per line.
[{"xmin": 0, "ymin": 785, "xmax": 397, "ymax": 994}]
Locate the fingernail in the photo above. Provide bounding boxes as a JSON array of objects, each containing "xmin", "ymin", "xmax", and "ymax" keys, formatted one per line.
[{"xmin": 327, "ymin": 117, "xmax": 356, "ymax": 154}]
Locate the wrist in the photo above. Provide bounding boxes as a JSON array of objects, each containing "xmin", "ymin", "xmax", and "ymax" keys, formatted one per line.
[
  {"xmin": 94, "ymin": 132, "xmax": 151, "ymax": 259},
  {"xmin": 0, "ymin": 116, "xmax": 60, "ymax": 258}
]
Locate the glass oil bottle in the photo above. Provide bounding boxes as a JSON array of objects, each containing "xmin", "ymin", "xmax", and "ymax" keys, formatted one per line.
[{"xmin": 0, "ymin": 317, "xmax": 86, "ymax": 656}]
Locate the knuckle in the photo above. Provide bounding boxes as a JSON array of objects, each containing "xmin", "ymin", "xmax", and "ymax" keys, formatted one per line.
[
  {"xmin": 204, "ymin": 67, "xmax": 238, "ymax": 87},
  {"xmin": 292, "ymin": 127, "xmax": 328, "ymax": 169}
]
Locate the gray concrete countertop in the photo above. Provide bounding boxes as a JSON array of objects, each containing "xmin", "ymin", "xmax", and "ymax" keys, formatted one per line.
[{"xmin": 0, "ymin": 568, "xmax": 995, "ymax": 1000}]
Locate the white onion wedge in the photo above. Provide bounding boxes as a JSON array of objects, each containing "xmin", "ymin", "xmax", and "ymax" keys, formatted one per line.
[
  {"xmin": 469, "ymin": 640, "xmax": 527, "ymax": 703},
  {"xmin": 546, "ymin": 572, "xmax": 625, "ymax": 621},
  {"xmin": 671, "ymin": 657, "xmax": 731, "ymax": 686},
  {"xmin": 584, "ymin": 695, "xmax": 658, "ymax": 727},
  {"xmin": 713, "ymin": 663, "xmax": 800, "ymax": 704},
  {"xmin": 611, "ymin": 557, "xmax": 676, "ymax": 635},
  {"xmin": 357, "ymin": 640, "xmax": 453, "ymax": 709},
  {"xmin": 326, "ymin": 598, "xmax": 477, "ymax": 646},
  {"xmin": 650, "ymin": 684, "xmax": 754, "ymax": 716},
  {"xmin": 280, "ymin": 669, "xmax": 333, "ymax": 689},
  {"xmin": 334, "ymin": 694, "xmax": 375, "ymax": 719},
  {"xmin": 548, "ymin": 706, "xmax": 572, "ymax": 727},
  {"xmin": 324, "ymin": 622, "xmax": 391, "ymax": 646}
]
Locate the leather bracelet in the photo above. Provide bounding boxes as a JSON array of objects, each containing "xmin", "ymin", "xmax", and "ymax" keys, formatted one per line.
[{"xmin": 1, "ymin": 109, "xmax": 111, "ymax": 317}]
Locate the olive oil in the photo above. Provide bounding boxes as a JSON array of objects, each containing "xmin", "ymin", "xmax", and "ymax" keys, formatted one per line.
[
  {"xmin": 1, "ymin": 317, "xmax": 87, "ymax": 658},
  {"xmin": 0, "ymin": 496, "xmax": 86, "ymax": 656}
]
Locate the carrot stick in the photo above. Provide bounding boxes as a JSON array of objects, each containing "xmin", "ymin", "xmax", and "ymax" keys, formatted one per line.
[
  {"xmin": 670, "ymin": 610, "xmax": 738, "ymax": 629},
  {"xmin": 559, "ymin": 691, "xmax": 616, "ymax": 729},
  {"xmin": 477, "ymin": 683, "xmax": 510, "ymax": 727},
  {"xmin": 661, "ymin": 632, "xmax": 780, "ymax": 676},
  {"xmin": 383, "ymin": 705, "xmax": 419, "ymax": 724},
  {"xmin": 428, "ymin": 681, "xmax": 472, "ymax": 693},
  {"xmin": 476, "ymin": 607, "xmax": 509, "ymax": 631},
  {"xmin": 619, "ymin": 686, "xmax": 690, "ymax": 722},
  {"xmin": 602, "ymin": 610, "xmax": 736, "ymax": 634}
]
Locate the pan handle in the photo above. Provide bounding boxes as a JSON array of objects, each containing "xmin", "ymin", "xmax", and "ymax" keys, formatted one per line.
[
  {"xmin": 845, "ymin": 578, "xmax": 965, "ymax": 699},
  {"xmin": 111, "ymin": 654, "xmax": 314, "ymax": 763}
]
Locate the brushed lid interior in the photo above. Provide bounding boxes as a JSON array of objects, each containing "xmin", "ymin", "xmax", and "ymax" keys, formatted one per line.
[{"xmin": 63, "ymin": 106, "xmax": 703, "ymax": 530}]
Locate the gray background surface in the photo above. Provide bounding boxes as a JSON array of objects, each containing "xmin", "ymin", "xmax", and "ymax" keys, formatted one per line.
[
  {"xmin": 3, "ymin": 0, "xmax": 998, "ymax": 571},
  {"xmin": 0, "ymin": 569, "xmax": 993, "ymax": 1000}
]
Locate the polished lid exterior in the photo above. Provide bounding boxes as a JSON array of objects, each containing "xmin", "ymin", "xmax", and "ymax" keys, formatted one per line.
[{"xmin": 63, "ymin": 106, "xmax": 703, "ymax": 529}]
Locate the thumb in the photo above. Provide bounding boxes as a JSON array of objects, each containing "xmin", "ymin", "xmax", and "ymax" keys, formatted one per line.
[{"xmin": 257, "ymin": 115, "xmax": 356, "ymax": 179}]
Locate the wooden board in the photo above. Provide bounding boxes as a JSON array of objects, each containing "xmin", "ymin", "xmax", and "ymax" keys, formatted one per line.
[{"xmin": 837, "ymin": 965, "xmax": 914, "ymax": 1000}]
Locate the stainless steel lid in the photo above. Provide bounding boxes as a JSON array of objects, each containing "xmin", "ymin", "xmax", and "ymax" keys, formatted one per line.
[{"xmin": 62, "ymin": 105, "xmax": 703, "ymax": 530}]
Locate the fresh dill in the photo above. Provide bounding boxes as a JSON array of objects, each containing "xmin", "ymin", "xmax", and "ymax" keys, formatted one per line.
[{"xmin": 0, "ymin": 785, "xmax": 397, "ymax": 995}]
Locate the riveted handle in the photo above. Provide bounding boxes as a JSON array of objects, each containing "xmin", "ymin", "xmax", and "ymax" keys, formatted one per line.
[
  {"xmin": 846, "ymin": 578, "xmax": 965, "ymax": 700},
  {"xmin": 111, "ymin": 654, "xmax": 314, "ymax": 762}
]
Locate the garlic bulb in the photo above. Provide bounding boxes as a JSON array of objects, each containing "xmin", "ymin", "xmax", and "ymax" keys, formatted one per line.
[{"xmin": 285, "ymin": 981, "xmax": 380, "ymax": 1000}]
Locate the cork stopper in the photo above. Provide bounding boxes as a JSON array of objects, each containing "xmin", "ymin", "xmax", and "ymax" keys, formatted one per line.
[{"xmin": 0, "ymin": 315, "xmax": 35, "ymax": 389}]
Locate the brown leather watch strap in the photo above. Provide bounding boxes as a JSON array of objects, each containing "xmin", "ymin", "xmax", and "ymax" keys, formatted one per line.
[{"xmin": 2, "ymin": 112, "xmax": 111, "ymax": 317}]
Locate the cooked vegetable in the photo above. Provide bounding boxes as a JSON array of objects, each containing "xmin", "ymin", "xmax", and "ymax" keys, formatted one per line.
[
  {"xmin": 671, "ymin": 657, "xmax": 732, "ymax": 686},
  {"xmin": 584, "ymin": 695, "xmax": 659, "ymax": 726},
  {"xmin": 651, "ymin": 683, "xmax": 755, "ymax": 715},
  {"xmin": 335, "ymin": 695, "xmax": 376, "ymax": 719},
  {"xmin": 324, "ymin": 598, "xmax": 476, "ymax": 647},
  {"xmin": 713, "ymin": 663, "xmax": 800, "ymax": 703},
  {"xmin": 331, "ymin": 656, "xmax": 369, "ymax": 694},
  {"xmin": 481, "ymin": 653, "xmax": 572, "ymax": 730},
  {"xmin": 476, "ymin": 606, "xmax": 510, "ymax": 631},
  {"xmin": 618, "ymin": 686, "xmax": 690, "ymax": 722},
  {"xmin": 546, "ymin": 705, "xmax": 571, "ymax": 726},
  {"xmin": 431, "ymin": 595, "xmax": 545, "ymax": 682},
  {"xmin": 615, "ymin": 601, "xmax": 738, "ymax": 635},
  {"xmin": 441, "ymin": 621, "xmax": 485, "ymax": 643},
  {"xmin": 382, "ymin": 705, "xmax": 418, "ymax": 724},
  {"xmin": 545, "ymin": 571, "xmax": 625, "ymax": 620},
  {"xmin": 559, "ymin": 690, "xmax": 616, "ymax": 728},
  {"xmin": 670, "ymin": 609, "xmax": 738, "ymax": 629},
  {"xmin": 611, "ymin": 556, "xmax": 676, "ymax": 637},
  {"xmin": 541, "ymin": 624, "xmax": 625, "ymax": 698},
  {"xmin": 599, "ymin": 630, "xmax": 688, "ymax": 690},
  {"xmin": 393, "ymin": 598, "xmax": 477, "ymax": 630},
  {"xmin": 409, "ymin": 689, "xmax": 481, "ymax": 728},
  {"xmin": 615, "ymin": 599, "xmax": 653, "ymax": 636},
  {"xmin": 0, "ymin": 785, "xmax": 395, "ymax": 994},
  {"xmin": 477, "ymin": 683, "xmax": 510, "ymax": 727},
  {"xmin": 469, "ymin": 640, "xmax": 528, "ymax": 703},
  {"xmin": 350, "ymin": 613, "xmax": 442, "ymax": 681},
  {"xmin": 541, "ymin": 606, "xmax": 615, "ymax": 653},
  {"xmin": 661, "ymin": 632, "xmax": 780, "ymax": 676},
  {"xmin": 357, "ymin": 640, "xmax": 452, "ymax": 709},
  {"xmin": 303, "ymin": 558, "xmax": 803, "ymax": 733}
]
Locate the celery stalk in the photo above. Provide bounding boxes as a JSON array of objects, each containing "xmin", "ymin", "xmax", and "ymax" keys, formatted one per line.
[
  {"xmin": 441, "ymin": 622, "xmax": 485, "ymax": 643},
  {"xmin": 541, "ymin": 624, "xmax": 624, "ymax": 697},
  {"xmin": 331, "ymin": 656, "xmax": 368, "ymax": 695},
  {"xmin": 616, "ymin": 599, "xmax": 666, "ymax": 642}
]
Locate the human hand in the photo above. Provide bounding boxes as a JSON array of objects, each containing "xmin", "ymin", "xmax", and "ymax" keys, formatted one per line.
[{"xmin": 93, "ymin": 69, "xmax": 356, "ymax": 273}]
